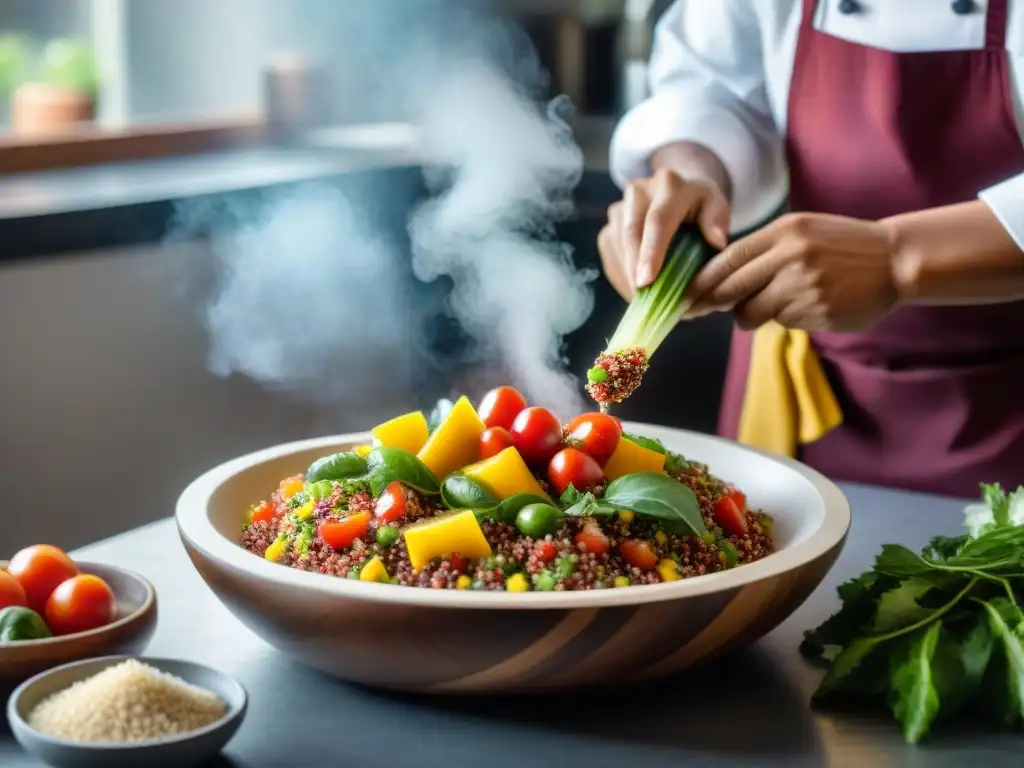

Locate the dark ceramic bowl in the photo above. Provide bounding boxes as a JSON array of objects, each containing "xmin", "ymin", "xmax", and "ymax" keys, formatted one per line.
[
  {"xmin": 0, "ymin": 562, "xmax": 157, "ymax": 691},
  {"xmin": 176, "ymin": 423, "xmax": 850, "ymax": 694}
]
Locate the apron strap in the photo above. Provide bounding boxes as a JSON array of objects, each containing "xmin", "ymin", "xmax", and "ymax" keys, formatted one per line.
[
  {"xmin": 986, "ymin": 0, "xmax": 1008, "ymax": 50},
  {"xmin": 801, "ymin": 0, "xmax": 818, "ymax": 28}
]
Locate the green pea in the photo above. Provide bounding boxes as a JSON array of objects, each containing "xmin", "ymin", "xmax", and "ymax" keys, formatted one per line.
[
  {"xmin": 534, "ymin": 571, "xmax": 557, "ymax": 591},
  {"xmin": 376, "ymin": 524, "xmax": 400, "ymax": 549},
  {"xmin": 555, "ymin": 554, "xmax": 577, "ymax": 580},
  {"xmin": 587, "ymin": 366, "xmax": 609, "ymax": 383},
  {"xmin": 515, "ymin": 503, "xmax": 564, "ymax": 539}
]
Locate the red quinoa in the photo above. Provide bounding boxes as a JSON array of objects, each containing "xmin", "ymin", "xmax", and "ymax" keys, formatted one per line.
[{"xmin": 586, "ymin": 347, "xmax": 649, "ymax": 409}]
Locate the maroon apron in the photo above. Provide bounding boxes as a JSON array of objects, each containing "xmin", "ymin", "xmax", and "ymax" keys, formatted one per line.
[{"xmin": 717, "ymin": 0, "xmax": 1024, "ymax": 497}]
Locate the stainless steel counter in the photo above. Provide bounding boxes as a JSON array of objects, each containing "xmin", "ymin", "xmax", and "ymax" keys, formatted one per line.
[{"xmin": 3, "ymin": 482, "xmax": 1020, "ymax": 767}]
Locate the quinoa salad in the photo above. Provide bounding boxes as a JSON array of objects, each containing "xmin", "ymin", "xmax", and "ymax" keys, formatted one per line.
[{"xmin": 241, "ymin": 386, "xmax": 775, "ymax": 592}]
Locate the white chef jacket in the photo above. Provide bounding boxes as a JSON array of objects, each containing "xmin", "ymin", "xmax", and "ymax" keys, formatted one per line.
[{"xmin": 609, "ymin": 0, "xmax": 1024, "ymax": 247}]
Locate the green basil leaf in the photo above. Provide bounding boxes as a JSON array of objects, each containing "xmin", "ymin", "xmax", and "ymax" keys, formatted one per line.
[
  {"xmin": 559, "ymin": 484, "xmax": 584, "ymax": 508},
  {"xmin": 563, "ymin": 491, "xmax": 616, "ymax": 519},
  {"xmin": 428, "ymin": 398, "xmax": 455, "ymax": 434},
  {"xmin": 475, "ymin": 493, "xmax": 552, "ymax": 525},
  {"xmin": 978, "ymin": 598, "xmax": 1024, "ymax": 726},
  {"xmin": 306, "ymin": 452, "xmax": 368, "ymax": 484},
  {"xmin": 602, "ymin": 472, "xmax": 706, "ymax": 535},
  {"xmin": 888, "ymin": 622, "xmax": 942, "ymax": 744},
  {"xmin": 364, "ymin": 446, "xmax": 440, "ymax": 496},
  {"xmin": 442, "ymin": 473, "xmax": 498, "ymax": 510},
  {"xmin": 622, "ymin": 433, "xmax": 666, "ymax": 454}
]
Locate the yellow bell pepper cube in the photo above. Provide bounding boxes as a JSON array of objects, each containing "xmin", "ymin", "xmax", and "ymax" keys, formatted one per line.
[
  {"xmin": 456, "ymin": 574, "xmax": 472, "ymax": 590},
  {"xmin": 603, "ymin": 437, "xmax": 667, "ymax": 481},
  {"xmin": 353, "ymin": 444, "xmax": 372, "ymax": 458},
  {"xmin": 278, "ymin": 475, "xmax": 304, "ymax": 500},
  {"xmin": 294, "ymin": 500, "xmax": 315, "ymax": 521},
  {"xmin": 617, "ymin": 510, "xmax": 635, "ymax": 525},
  {"xmin": 505, "ymin": 573, "xmax": 529, "ymax": 592},
  {"xmin": 264, "ymin": 535, "xmax": 289, "ymax": 562},
  {"xmin": 371, "ymin": 411, "xmax": 430, "ymax": 455},
  {"xmin": 462, "ymin": 447, "xmax": 549, "ymax": 501},
  {"xmin": 654, "ymin": 530, "xmax": 668, "ymax": 546},
  {"xmin": 613, "ymin": 575, "xmax": 631, "ymax": 588},
  {"xmin": 359, "ymin": 556, "xmax": 390, "ymax": 583},
  {"xmin": 402, "ymin": 510, "xmax": 492, "ymax": 570},
  {"xmin": 416, "ymin": 396, "xmax": 486, "ymax": 479},
  {"xmin": 657, "ymin": 558, "xmax": 681, "ymax": 582}
]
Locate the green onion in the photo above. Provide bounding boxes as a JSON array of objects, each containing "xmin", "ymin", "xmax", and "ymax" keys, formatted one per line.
[{"xmin": 587, "ymin": 225, "xmax": 717, "ymax": 407}]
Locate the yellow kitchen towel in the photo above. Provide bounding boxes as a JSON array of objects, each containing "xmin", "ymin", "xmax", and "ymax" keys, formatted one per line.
[{"xmin": 736, "ymin": 321, "xmax": 843, "ymax": 457}]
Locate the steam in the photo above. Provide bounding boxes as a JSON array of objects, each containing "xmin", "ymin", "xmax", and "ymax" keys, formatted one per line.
[{"xmin": 168, "ymin": 5, "xmax": 595, "ymax": 420}]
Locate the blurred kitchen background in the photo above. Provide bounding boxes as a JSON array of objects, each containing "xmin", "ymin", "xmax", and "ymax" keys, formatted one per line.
[{"xmin": 0, "ymin": 0, "xmax": 733, "ymax": 552}]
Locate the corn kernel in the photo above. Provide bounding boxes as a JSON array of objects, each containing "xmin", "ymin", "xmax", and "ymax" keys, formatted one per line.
[
  {"xmin": 654, "ymin": 530, "xmax": 668, "ymax": 546},
  {"xmin": 657, "ymin": 558, "xmax": 681, "ymax": 582},
  {"xmin": 613, "ymin": 575, "xmax": 631, "ymax": 588},
  {"xmin": 278, "ymin": 475, "xmax": 304, "ymax": 500},
  {"xmin": 354, "ymin": 444, "xmax": 372, "ymax": 458},
  {"xmin": 506, "ymin": 573, "xmax": 530, "ymax": 592},
  {"xmin": 617, "ymin": 510, "xmax": 635, "ymax": 525},
  {"xmin": 264, "ymin": 536, "xmax": 288, "ymax": 562},
  {"xmin": 456, "ymin": 574, "xmax": 472, "ymax": 590}
]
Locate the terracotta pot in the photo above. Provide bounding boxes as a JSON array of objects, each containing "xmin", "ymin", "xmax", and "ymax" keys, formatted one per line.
[{"xmin": 11, "ymin": 83, "xmax": 96, "ymax": 137}]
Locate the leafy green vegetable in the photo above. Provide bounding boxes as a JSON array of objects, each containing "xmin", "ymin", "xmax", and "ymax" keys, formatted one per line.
[
  {"xmin": 442, "ymin": 474, "xmax": 498, "ymax": 510},
  {"xmin": 308, "ymin": 480, "xmax": 334, "ymax": 502},
  {"xmin": 364, "ymin": 447, "xmax": 439, "ymax": 496},
  {"xmin": 802, "ymin": 481, "xmax": 1024, "ymax": 743},
  {"xmin": 602, "ymin": 472, "xmax": 706, "ymax": 535},
  {"xmin": 563, "ymin": 491, "xmax": 616, "ymax": 520},
  {"xmin": 306, "ymin": 452, "xmax": 368, "ymax": 484}
]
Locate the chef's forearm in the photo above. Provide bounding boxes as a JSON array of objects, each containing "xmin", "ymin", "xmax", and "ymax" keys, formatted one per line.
[
  {"xmin": 650, "ymin": 142, "xmax": 734, "ymax": 202},
  {"xmin": 884, "ymin": 201, "xmax": 1024, "ymax": 305}
]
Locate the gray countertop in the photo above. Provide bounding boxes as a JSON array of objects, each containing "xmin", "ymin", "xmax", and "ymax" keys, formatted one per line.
[{"xmin": 3, "ymin": 482, "xmax": 1020, "ymax": 767}]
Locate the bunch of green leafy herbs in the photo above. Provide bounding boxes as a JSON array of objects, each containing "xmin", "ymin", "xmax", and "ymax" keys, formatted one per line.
[{"xmin": 801, "ymin": 483, "xmax": 1024, "ymax": 743}]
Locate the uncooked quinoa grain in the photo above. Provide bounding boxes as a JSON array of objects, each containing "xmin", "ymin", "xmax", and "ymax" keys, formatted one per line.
[{"xmin": 28, "ymin": 659, "xmax": 226, "ymax": 743}]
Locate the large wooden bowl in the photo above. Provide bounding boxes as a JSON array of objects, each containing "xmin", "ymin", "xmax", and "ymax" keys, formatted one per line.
[{"xmin": 176, "ymin": 423, "xmax": 850, "ymax": 694}]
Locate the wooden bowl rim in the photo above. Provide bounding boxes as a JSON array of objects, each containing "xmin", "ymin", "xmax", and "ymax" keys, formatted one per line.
[
  {"xmin": 176, "ymin": 422, "xmax": 851, "ymax": 610},
  {"xmin": 0, "ymin": 561, "xmax": 156, "ymax": 650}
]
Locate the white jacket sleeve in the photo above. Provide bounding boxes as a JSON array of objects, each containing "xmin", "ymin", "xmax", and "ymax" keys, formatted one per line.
[
  {"xmin": 609, "ymin": 0, "xmax": 787, "ymax": 233},
  {"xmin": 979, "ymin": 173, "xmax": 1024, "ymax": 252}
]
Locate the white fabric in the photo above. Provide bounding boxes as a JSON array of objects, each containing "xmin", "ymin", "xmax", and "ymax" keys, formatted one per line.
[{"xmin": 610, "ymin": 0, "xmax": 1024, "ymax": 246}]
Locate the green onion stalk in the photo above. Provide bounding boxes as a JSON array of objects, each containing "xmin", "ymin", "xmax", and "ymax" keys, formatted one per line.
[{"xmin": 586, "ymin": 224, "xmax": 717, "ymax": 411}]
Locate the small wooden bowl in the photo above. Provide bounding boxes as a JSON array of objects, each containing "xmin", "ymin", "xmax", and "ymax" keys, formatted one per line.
[{"xmin": 0, "ymin": 562, "xmax": 157, "ymax": 692}]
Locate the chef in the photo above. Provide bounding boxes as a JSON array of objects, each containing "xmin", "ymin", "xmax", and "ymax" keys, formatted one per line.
[{"xmin": 600, "ymin": 0, "xmax": 1024, "ymax": 497}]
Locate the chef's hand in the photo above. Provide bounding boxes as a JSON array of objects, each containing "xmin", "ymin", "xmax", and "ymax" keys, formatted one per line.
[
  {"xmin": 684, "ymin": 212, "xmax": 899, "ymax": 332},
  {"xmin": 599, "ymin": 146, "xmax": 731, "ymax": 302}
]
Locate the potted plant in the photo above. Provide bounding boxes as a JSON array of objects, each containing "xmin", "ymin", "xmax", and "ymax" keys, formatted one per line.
[
  {"xmin": 0, "ymin": 34, "xmax": 27, "ymax": 127},
  {"xmin": 11, "ymin": 37, "xmax": 100, "ymax": 136}
]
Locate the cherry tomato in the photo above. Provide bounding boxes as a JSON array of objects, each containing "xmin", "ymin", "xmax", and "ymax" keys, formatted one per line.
[
  {"xmin": 319, "ymin": 512, "xmax": 372, "ymax": 550},
  {"xmin": 510, "ymin": 407, "xmax": 563, "ymax": 465},
  {"xmin": 724, "ymin": 489, "xmax": 747, "ymax": 512},
  {"xmin": 618, "ymin": 539, "xmax": 658, "ymax": 571},
  {"xmin": 565, "ymin": 412, "xmax": 622, "ymax": 465},
  {"xmin": 713, "ymin": 495, "xmax": 749, "ymax": 537},
  {"xmin": 374, "ymin": 481, "xmax": 408, "ymax": 524},
  {"xmin": 534, "ymin": 541, "xmax": 558, "ymax": 564},
  {"xmin": 44, "ymin": 574, "xmax": 116, "ymax": 636},
  {"xmin": 0, "ymin": 570, "xmax": 27, "ymax": 610},
  {"xmin": 547, "ymin": 447, "xmax": 604, "ymax": 497},
  {"xmin": 251, "ymin": 501, "xmax": 279, "ymax": 526},
  {"xmin": 449, "ymin": 554, "xmax": 469, "ymax": 574},
  {"xmin": 478, "ymin": 386, "xmax": 527, "ymax": 431},
  {"xmin": 479, "ymin": 427, "xmax": 515, "ymax": 461},
  {"xmin": 575, "ymin": 524, "xmax": 610, "ymax": 555},
  {"xmin": 8, "ymin": 545, "xmax": 79, "ymax": 614}
]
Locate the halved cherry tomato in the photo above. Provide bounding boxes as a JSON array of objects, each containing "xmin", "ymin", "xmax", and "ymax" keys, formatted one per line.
[
  {"xmin": 319, "ymin": 512, "xmax": 372, "ymax": 550},
  {"xmin": 713, "ymin": 495, "xmax": 749, "ymax": 537},
  {"xmin": 618, "ymin": 539, "xmax": 658, "ymax": 571},
  {"xmin": 374, "ymin": 481, "xmax": 408, "ymax": 524},
  {"xmin": 449, "ymin": 554, "xmax": 468, "ymax": 573},
  {"xmin": 575, "ymin": 524, "xmax": 610, "ymax": 555},
  {"xmin": 547, "ymin": 447, "xmax": 604, "ymax": 497},
  {"xmin": 251, "ymin": 501, "xmax": 279, "ymax": 526},
  {"xmin": 478, "ymin": 386, "xmax": 527, "ymax": 431},
  {"xmin": 0, "ymin": 570, "xmax": 27, "ymax": 610},
  {"xmin": 8, "ymin": 545, "xmax": 79, "ymax": 614},
  {"xmin": 534, "ymin": 541, "xmax": 558, "ymax": 564},
  {"xmin": 44, "ymin": 574, "xmax": 116, "ymax": 636},
  {"xmin": 723, "ymin": 489, "xmax": 747, "ymax": 512},
  {"xmin": 479, "ymin": 426, "xmax": 515, "ymax": 461},
  {"xmin": 510, "ymin": 407, "xmax": 563, "ymax": 465},
  {"xmin": 565, "ymin": 412, "xmax": 622, "ymax": 465}
]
